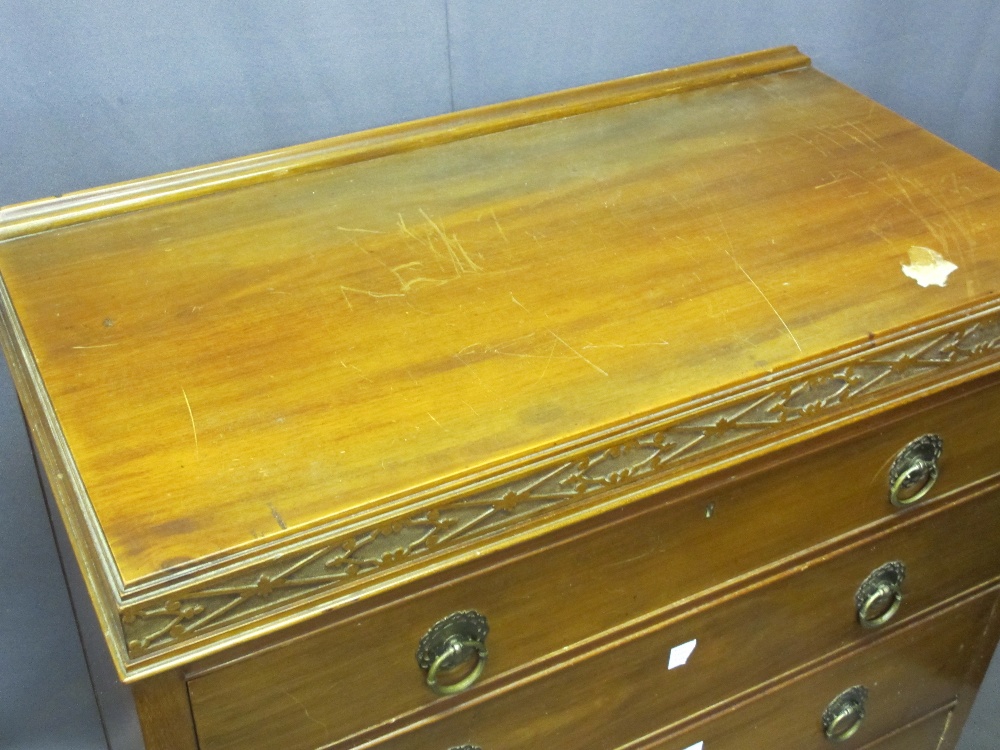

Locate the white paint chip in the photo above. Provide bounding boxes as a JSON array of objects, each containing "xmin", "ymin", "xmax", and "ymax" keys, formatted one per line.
[
  {"xmin": 901, "ymin": 246, "xmax": 958, "ymax": 287},
  {"xmin": 682, "ymin": 742, "xmax": 704, "ymax": 750},
  {"xmin": 668, "ymin": 638, "xmax": 698, "ymax": 669}
]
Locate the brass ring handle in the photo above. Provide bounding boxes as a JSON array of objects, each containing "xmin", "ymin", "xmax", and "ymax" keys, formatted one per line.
[
  {"xmin": 888, "ymin": 435, "xmax": 942, "ymax": 507},
  {"xmin": 824, "ymin": 703, "xmax": 864, "ymax": 741},
  {"xmin": 822, "ymin": 685, "xmax": 868, "ymax": 742},
  {"xmin": 427, "ymin": 639, "xmax": 489, "ymax": 696},
  {"xmin": 858, "ymin": 584, "xmax": 903, "ymax": 628},
  {"xmin": 889, "ymin": 460, "xmax": 938, "ymax": 506},
  {"xmin": 416, "ymin": 610, "xmax": 490, "ymax": 696},
  {"xmin": 855, "ymin": 561, "xmax": 906, "ymax": 629},
  {"xmin": 448, "ymin": 746, "xmax": 482, "ymax": 750}
]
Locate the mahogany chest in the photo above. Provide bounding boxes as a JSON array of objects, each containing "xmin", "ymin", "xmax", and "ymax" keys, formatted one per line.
[{"xmin": 1, "ymin": 46, "xmax": 999, "ymax": 749}]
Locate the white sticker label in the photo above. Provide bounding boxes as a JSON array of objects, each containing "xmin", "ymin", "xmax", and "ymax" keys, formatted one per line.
[
  {"xmin": 901, "ymin": 245, "xmax": 958, "ymax": 287},
  {"xmin": 668, "ymin": 638, "xmax": 698, "ymax": 669},
  {"xmin": 682, "ymin": 742, "xmax": 704, "ymax": 750}
]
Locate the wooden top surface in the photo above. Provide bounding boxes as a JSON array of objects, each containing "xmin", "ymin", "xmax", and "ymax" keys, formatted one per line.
[{"xmin": 2, "ymin": 47, "xmax": 999, "ymax": 596}]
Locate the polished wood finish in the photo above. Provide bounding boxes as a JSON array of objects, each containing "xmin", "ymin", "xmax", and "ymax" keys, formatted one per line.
[
  {"xmin": 2, "ymin": 47, "xmax": 1000, "ymax": 750},
  {"xmin": 131, "ymin": 671, "xmax": 198, "ymax": 750},
  {"xmin": 636, "ymin": 588, "xmax": 999, "ymax": 750},
  {"xmin": 5, "ymin": 45, "xmax": 1000, "ymax": 677},
  {"xmin": 0, "ymin": 47, "xmax": 810, "ymax": 241},
  {"xmin": 190, "ymin": 484, "xmax": 1000, "ymax": 749}
]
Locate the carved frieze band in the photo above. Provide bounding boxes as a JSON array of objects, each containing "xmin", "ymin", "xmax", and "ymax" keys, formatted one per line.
[{"xmin": 121, "ymin": 313, "xmax": 1000, "ymax": 659}]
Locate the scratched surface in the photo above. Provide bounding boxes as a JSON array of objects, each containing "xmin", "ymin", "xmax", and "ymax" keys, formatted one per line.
[{"xmin": 1, "ymin": 66, "xmax": 999, "ymax": 584}]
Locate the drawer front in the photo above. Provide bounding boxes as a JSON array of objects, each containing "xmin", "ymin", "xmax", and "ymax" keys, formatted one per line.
[
  {"xmin": 192, "ymin": 483, "xmax": 1000, "ymax": 750},
  {"xmin": 640, "ymin": 590, "xmax": 997, "ymax": 750},
  {"xmin": 318, "ymin": 491, "xmax": 1000, "ymax": 750},
  {"xmin": 861, "ymin": 705, "xmax": 954, "ymax": 749},
  {"xmin": 188, "ymin": 379, "xmax": 1000, "ymax": 750}
]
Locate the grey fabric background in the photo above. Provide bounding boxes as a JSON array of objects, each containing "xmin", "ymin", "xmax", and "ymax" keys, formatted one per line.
[{"xmin": 0, "ymin": 2, "xmax": 998, "ymax": 748}]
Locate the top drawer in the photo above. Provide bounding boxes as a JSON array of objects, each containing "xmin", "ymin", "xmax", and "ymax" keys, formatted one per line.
[{"xmin": 187, "ymin": 375, "xmax": 1000, "ymax": 750}]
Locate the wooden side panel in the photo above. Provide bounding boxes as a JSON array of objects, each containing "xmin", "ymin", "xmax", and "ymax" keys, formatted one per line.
[
  {"xmin": 38, "ymin": 464, "xmax": 144, "ymax": 749},
  {"xmin": 38, "ymin": 449, "xmax": 197, "ymax": 750},
  {"xmin": 132, "ymin": 671, "xmax": 199, "ymax": 750}
]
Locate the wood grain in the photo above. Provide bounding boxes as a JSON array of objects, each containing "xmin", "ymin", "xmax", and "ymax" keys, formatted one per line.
[
  {"xmin": 189, "ymin": 479, "xmax": 1000, "ymax": 750},
  {"xmin": 2, "ymin": 46, "xmax": 1000, "ymax": 600},
  {"xmin": 2, "ymin": 46, "xmax": 1000, "ymax": 690},
  {"xmin": 131, "ymin": 670, "xmax": 199, "ymax": 750},
  {"xmin": 129, "ymin": 370, "xmax": 1000, "ymax": 666},
  {"xmin": 0, "ymin": 47, "xmax": 809, "ymax": 241},
  {"xmin": 631, "ymin": 588, "xmax": 998, "ymax": 750}
]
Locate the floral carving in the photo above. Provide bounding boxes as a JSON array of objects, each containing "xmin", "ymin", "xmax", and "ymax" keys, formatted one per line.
[{"xmin": 121, "ymin": 313, "xmax": 1000, "ymax": 659}]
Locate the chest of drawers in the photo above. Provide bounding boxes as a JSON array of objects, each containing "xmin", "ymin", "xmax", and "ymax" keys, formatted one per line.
[{"xmin": 2, "ymin": 46, "xmax": 1000, "ymax": 750}]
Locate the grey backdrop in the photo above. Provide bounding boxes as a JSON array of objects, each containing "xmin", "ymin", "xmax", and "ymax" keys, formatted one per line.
[{"xmin": 1, "ymin": 2, "xmax": 998, "ymax": 748}]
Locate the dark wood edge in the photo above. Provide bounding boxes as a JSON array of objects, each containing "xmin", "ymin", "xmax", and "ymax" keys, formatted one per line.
[
  {"xmin": 0, "ymin": 278, "xmax": 129, "ymax": 676},
  {"xmin": 132, "ymin": 670, "xmax": 199, "ymax": 750},
  {"xmin": 38, "ymin": 461, "xmax": 144, "ymax": 749},
  {"xmin": 936, "ymin": 591, "xmax": 1000, "ymax": 748},
  {"xmin": 0, "ymin": 46, "xmax": 809, "ymax": 241}
]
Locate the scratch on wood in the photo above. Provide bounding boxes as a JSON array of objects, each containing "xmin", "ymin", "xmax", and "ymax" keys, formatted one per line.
[
  {"xmin": 842, "ymin": 121, "xmax": 881, "ymax": 150},
  {"xmin": 340, "ymin": 285, "xmax": 405, "ymax": 310},
  {"xmin": 793, "ymin": 133, "xmax": 830, "ymax": 158},
  {"xmin": 340, "ymin": 360, "xmax": 374, "ymax": 383},
  {"xmin": 268, "ymin": 504, "xmax": 287, "ymax": 530},
  {"xmin": 427, "ymin": 412, "xmax": 445, "ymax": 428},
  {"xmin": 834, "ymin": 123, "xmax": 872, "ymax": 150},
  {"xmin": 491, "ymin": 209, "xmax": 509, "ymax": 243},
  {"xmin": 336, "ymin": 226, "xmax": 384, "ymax": 234},
  {"xmin": 510, "ymin": 293, "xmax": 529, "ymax": 312},
  {"xmin": 181, "ymin": 388, "xmax": 199, "ymax": 458},
  {"xmin": 874, "ymin": 167, "xmax": 974, "ymax": 281},
  {"xmin": 282, "ymin": 689, "xmax": 328, "ymax": 737},
  {"xmin": 534, "ymin": 341, "xmax": 559, "ymax": 384},
  {"xmin": 547, "ymin": 329, "xmax": 609, "ymax": 376},
  {"xmin": 730, "ymin": 257, "xmax": 803, "ymax": 353},
  {"xmin": 419, "ymin": 208, "xmax": 483, "ymax": 274},
  {"xmin": 581, "ymin": 340, "xmax": 669, "ymax": 350},
  {"xmin": 71, "ymin": 343, "xmax": 120, "ymax": 349},
  {"xmin": 391, "ymin": 261, "xmax": 449, "ymax": 292},
  {"xmin": 814, "ymin": 173, "xmax": 849, "ymax": 190},
  {"xmin": 933, "ymin": 712, "xmax": 954, "ymax": 750},
  {"xmin": 706, "ymin": 192, "xmax": 803, "ymax": 354}
]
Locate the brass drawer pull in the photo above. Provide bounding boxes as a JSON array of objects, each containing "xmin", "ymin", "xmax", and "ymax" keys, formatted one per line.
[
  {"xmin": 821, "ymin": 685, "xmax": 868, "ymax": 742},
  {"xmin": 417, "ymin": 611, "xmax": 489, "ymax": 696},
  {"xmin": 888, "ymin": 435, "xmax": 943, "ymax": 507},
  {"xmin": 448, "ymin": 746, "xmax": 482, "ymax": 750},
  {"xmin": 855, "ymin": 561, "xmax": 906, "ymax": 629}
]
